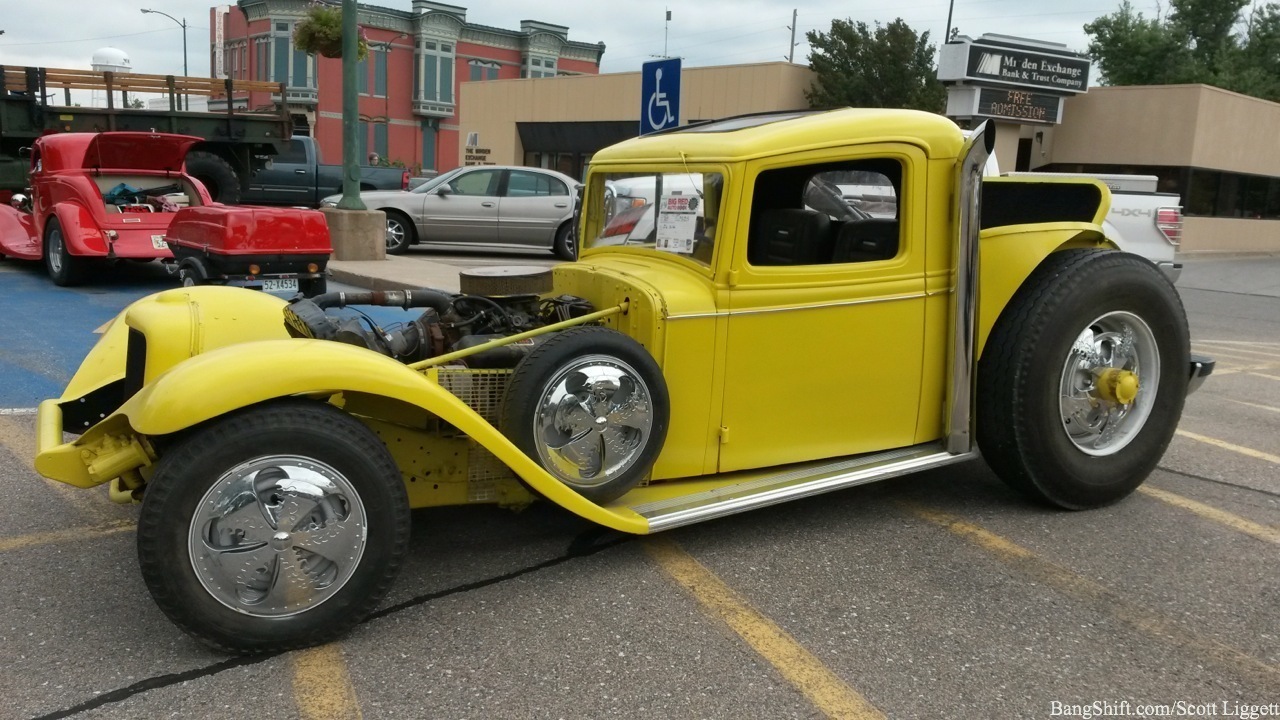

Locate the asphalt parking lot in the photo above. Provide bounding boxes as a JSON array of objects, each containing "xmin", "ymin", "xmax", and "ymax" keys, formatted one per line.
[{"xmin": 0, "ymin": 255, "xmax": 1276, "ymax": 719}]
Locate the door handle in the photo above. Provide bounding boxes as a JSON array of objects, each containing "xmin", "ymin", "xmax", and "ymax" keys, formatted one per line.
[
  {"xmin": 554, "ymin": 203, "xmax": 568, "ymax": 208},
  {"xmin": 481, "ymin": 202, "xmax": 495, "ymax": 208},
  {"xmin": 294, "ymin": 169, "xmax": 307, "ymax": 174}
]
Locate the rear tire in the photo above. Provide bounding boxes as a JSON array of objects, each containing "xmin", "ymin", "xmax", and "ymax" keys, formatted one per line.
[
  {"xmin": 552, "ymin": 221, "xmax": 576, "ymax": 261},
  {"xmin": 977, "ymin": 250, "xmax": 1189, "ymax": 509},
  {"xmin": 137, "ymin": 400, "xmax": 410, "ymax": 653},
  {"xmin": 186, "ymin": 151, "xmax": 241, "ymax": 204},
  {"xmin": 384, "ymin": 211, "xmax": 414, "ymax": 255},
  {"xmin": 44, "ymin": 218, "xmax": 88, "ymax": 286}
]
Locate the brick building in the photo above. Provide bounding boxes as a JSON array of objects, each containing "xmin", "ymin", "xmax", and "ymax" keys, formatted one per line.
[{"xmin": 210, "ymin": 0, "xmax": 605, "ymax": 174}]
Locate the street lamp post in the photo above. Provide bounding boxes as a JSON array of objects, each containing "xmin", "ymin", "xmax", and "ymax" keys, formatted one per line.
[{"xmin": 141, "ymin": 8, "xmax": 188, "ymax": 109}]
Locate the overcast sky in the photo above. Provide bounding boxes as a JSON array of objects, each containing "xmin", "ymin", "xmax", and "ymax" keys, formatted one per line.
[{"xmin": 1, "ymin": 0, "xmax": 1173, "ymax": 78}]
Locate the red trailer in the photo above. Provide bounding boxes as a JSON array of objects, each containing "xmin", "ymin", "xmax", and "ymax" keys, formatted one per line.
[{"xmin": 165, "ymin": 205, "xmax": 332, "ymax": 297}]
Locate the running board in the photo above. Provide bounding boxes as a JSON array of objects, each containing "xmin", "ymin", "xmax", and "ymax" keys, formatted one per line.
[{"xmin": 627, "ymin": 443, "xmax": 974, "ymax": 532}]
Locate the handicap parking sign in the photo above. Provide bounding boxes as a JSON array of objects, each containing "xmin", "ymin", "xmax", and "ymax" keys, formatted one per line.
[{"xmin": 640, "ymin": 58, "xmax": 681, "ymax": 135}]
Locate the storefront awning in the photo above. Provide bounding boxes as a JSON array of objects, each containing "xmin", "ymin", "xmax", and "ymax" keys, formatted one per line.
[{"xmin": 517, "ymin": 121, "xmax": 638, "ymax": 155}]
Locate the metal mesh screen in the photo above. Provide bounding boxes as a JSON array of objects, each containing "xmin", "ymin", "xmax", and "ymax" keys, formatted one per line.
[{"xmin": 437, "ymin": 368, "xmax": 518, "ymax": 500}]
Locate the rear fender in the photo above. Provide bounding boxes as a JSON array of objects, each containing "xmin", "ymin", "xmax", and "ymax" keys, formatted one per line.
[
  {"xmin": 977, "ymin": 223, "xmax": 1117, "ymax": 355},
  {"xmin": 0, "ymin": 205, "xmax": 39, "ymax": 258},
  {"xmin": 51, "ymin": 202, "xmax": 108, "ymax": 255},
  {"xmin": 42, "ymin": 339, "xmax": 650, "ymax": 534}
]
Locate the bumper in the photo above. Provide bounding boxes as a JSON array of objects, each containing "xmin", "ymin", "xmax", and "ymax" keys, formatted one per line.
[
  {"xmin": 1157, "ymin": 261, "xmax": 1182, "ymax": 283},
  {"xmin": 33, "ymin": 399, "xmax": 92, "ymax": 487},
  {"xmin": 1188, "ymin": 354, "xmax": 1214, "ymax": 394}
]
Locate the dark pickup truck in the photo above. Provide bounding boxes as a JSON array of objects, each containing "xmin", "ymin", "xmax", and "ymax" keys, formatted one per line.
[{"xmin": 241, "ymin": 136, "xmax": 408, "ymax": 206}]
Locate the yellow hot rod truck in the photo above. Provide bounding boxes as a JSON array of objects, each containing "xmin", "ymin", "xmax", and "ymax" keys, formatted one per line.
[{"xmin": 34, "ymin": 109, "xmax": 1214, "ymax": 652}]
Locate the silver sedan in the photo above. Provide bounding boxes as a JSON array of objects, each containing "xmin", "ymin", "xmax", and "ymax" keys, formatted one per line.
[{"xmin": 323, "ymin": 165, "xmax": 579, "ymax": 259}]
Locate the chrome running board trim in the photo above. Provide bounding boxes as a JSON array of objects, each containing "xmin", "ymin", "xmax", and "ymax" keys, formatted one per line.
[{"xmin": 631, "ymin": 443, "xmax": 974, "ymax": 532}]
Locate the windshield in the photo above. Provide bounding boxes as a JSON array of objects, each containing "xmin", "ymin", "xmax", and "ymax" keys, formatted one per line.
[
  {"xmin": 586, "ymin": 171, "xmax": 724, "ymax": 267},
  {"xmin": 411, "ymin": 166, "xmax": 464, "ymax": 194}
]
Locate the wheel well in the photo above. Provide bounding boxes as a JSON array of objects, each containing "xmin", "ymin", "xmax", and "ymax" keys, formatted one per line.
[{"xmin": 381, "ymin": 209, "xmax": 415, "ymax": 240}]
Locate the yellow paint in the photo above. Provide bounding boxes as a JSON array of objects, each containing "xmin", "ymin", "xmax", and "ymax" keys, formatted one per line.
[
  {"xmin": 1176, "ymin": 429, "xmax": 1280, "ymax": 465},
  {"xmin": 1223, "ymin": 397, "xmax": 1280, "ymax": 414},
  {"xmin": 1096, "ymin": 368, "xmax": 1139, "ymax": 405},
  {"xmin": 645, "ymin": 537, "xmax": 885, "ymax": 720},
  {"xmin": 0, "ymin": 521, "xmax": 134, "ymax": 553},
  {"xmin": 1249, "ymin": 371, "xmax": 1280, "ymax": 382},
  {"xmin": 906, "ymin": 504, "xmax": 1280, "ymax": 686},
  {"xmin": 1, "ymin": 412, "xmax": 113, "ymax": 523},
  {"xmin": 1138, "ymin": 486, "xmax": 1280, "ymax": 545},
  {"xmin": 293, "ymin": 644, "xmax": 363, "ymax": 720}
]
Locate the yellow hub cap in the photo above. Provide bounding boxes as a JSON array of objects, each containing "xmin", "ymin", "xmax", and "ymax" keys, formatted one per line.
[{"xmin": 1095, "ymin": 368, "xmax": 1140, "ymax": 405}]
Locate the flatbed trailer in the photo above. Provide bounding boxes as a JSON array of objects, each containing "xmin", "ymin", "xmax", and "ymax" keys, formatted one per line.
[{"xmin": 0, "ymin": 66, "xmax": 292, "ymax": 203}]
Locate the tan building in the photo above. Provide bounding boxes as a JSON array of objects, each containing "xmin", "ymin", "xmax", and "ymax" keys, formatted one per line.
[{"xmin": 461, "ymin": 65, "xmax": 1280, "ymax": 253}]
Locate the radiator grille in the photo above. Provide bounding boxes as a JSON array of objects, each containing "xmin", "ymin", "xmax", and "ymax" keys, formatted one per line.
[{"xmin": 437, "ymin": 368, "xmax": 518, "ymax": 499}]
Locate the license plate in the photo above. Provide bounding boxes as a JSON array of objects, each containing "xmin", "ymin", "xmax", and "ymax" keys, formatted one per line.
[
  {"xmin": 151, "ymin": 235, "xmax": 168, "ymax": 249},
  {"xmin": 262, "ymin": 278, "xmax": 299, "ymax": 293}
]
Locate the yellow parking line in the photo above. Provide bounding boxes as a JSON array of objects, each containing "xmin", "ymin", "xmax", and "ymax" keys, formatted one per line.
[
  {"xmin": 645, "ymin": 537, "xmax": 885, "ymax": 720},
  {"xmin": 1194, "ymin": 344, "xmax": 1280, "ymax": 361},
  {"xmin": 1138, "ymin": 486, "xmax": 1279, "ymax": 545},
  {"xmin": 1223, "ymin": 397, "xmax": 1280, "ymax": 414},
  {"xmin": 905, "ymin": 505, "xmax": 1280, "ymax": 688},
  {"xmin": 1192, "ymin": 346, "xmax": 1279, "ymax": 363},
  {"xmin": 1176, "ymin": 429, "xmax": 1280, "ymax": 465},
  {"xmin": 0, "ymin": 521, "xmax": 134, "ymax": 553},
  {"xmin": 293, "ymin": 643, "xmax": 363, "ymax": 720},
  {"xmin": 1248, "ymin": 371, "xmax": 1280, "ymax": 382}
]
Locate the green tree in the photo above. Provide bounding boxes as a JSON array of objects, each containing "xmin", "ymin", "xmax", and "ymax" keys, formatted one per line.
[
  {"xmin": 805, "ymin": 18, "xmax": 946, "ymax": 112},
  {"xmin": 1084, "ymin": 0, "xmax": 1280, "ymax": 101},
  {"xmin": 1084, "ymin": 2, "xmax": 1195, "ymax": 85}
]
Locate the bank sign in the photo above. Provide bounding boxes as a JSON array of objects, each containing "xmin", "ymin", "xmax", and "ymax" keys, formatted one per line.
[{"xmin": 941, "ymin": 41, "xmax": 1091, "ymax": 93}]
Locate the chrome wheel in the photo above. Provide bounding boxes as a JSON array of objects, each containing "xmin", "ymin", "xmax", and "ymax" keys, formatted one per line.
[
  {"xmin": 385, "ymin": 217, "xmax": 407, "ymax": 251},
  {"xmin": 187, "ymin": 455, "xmax": 367, "ymax": 618},
  {"xmin": 47, "ymin": 227, "xmax": 64, "ymax": 274},
  {"xmin": 1058, "ymin": 311, "xmax": 1159, "ymax": 456},
  {"xmin": 533, "ymin": 355, "xmax": 654, "ymax": 490}
]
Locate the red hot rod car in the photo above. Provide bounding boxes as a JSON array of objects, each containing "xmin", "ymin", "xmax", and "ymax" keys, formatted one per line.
[{"xmin": 0, "ymin": 132, "xmax": 212, "ymax": 285}]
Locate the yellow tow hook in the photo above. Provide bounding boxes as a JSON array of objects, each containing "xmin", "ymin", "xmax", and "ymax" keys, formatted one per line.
[{"xmin": 1095, "ymin": 368, "xmax": 1139, "ymax": 405}]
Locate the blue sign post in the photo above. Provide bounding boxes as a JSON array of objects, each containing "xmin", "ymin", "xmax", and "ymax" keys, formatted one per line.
[{"xmin": 640, "ymin": 57, "xmax": 681, "ymax": 135}]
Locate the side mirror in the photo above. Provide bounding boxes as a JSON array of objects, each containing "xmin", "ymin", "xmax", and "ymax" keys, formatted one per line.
[
  {"xmin": 10, "ymin": 193, "xmax": 30, "ymax": 212},
  {"xmin": 18, "ymin": 147, "xmax": 31, "ymax": 158},
  {"xmin": 436, "ymin": 185, "xmax": 452, "ymax": 196}
]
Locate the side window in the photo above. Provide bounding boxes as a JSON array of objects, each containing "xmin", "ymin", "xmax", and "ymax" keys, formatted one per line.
[
  {"xmin": 506, "ymin": 171, "xmax": 569, "ymax": 197},
  {"xmin": 450, "ymin": 169, "xmax": 499, "ymax": 196},
  {"xmin": 277, "ymin": 139, "xmax": 308, "ymax": 165},
  {"xmin": 747, "ymin": 159, "xmax": 902, "ymax": 267}
]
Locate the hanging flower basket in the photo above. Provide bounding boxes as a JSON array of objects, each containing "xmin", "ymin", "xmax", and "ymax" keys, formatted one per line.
[{"xmin": 293, "ymin": 3, "xmax": 369, "ymax": 61}]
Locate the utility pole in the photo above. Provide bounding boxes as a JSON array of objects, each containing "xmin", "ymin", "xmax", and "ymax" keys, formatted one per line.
[
  {"xmin": 664, "ymin": 9, "xmax": 671, "ymax": 58},
  {"xmin": 337, "ymin": 0, "xmax": 365, "ymax": 210},
  {"xmin": 945, "ymin": 0, "xmax": 956, "ymax": 42},
  {"xmin": 787, "ymin": 9, "xmax": 797, "ymax": 63}
]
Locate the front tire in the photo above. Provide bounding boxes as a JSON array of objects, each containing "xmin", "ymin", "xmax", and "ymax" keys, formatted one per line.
[
  {"xmin": 44, "ymin": 218, "xmax": 88, "ymax": 286},
  {"xmin": 137, "ymin": 400, "xmax": 411, "ymax": 653},
  {"xmin": 384, "ymin": 211, "xmax": 414, "ymax": 255},
  {"xmin": 502, "ymin": 327, "xmax": 669, "ymax": 503},
  {"xmin": 977, "ymin": 250, "xmax": 1189, "ymax": 509}
]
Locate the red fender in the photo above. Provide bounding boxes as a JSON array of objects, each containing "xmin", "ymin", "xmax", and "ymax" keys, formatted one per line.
[
  {"xmin": 50, "ymin": 202, "xmax": 109, "ymax": 256},
  {"xmin": 0, "ymin": 205, "xmax": 41, "ymax": 259}
]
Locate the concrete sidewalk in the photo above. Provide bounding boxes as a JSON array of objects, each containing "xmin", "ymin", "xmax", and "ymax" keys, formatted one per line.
[{"xmin": 329, "ymin": 255, "xmax": 465, "ymax": 292}]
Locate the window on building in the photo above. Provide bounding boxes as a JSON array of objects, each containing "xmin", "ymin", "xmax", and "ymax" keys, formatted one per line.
[
  {"xmin": 357, "ymin": 56, "xmax": 368, "ymax": 94},
  {"xmin": 374, "ymin": 49, "xmax": 387, "ymax": 96},
  {"xmin": 523, "ymin": 55, "xmax": 557, "ymax": 79},
  {"xmin": 358, "ymin": 120, "xmax": 369, "ymax": 162},
  {"xmin": 421, "ymin": 120, "xmax": 437, "ymax": 171},
  {"xmin": 418, "ymin": 41, "xmax": 455, "ymax": 105},
  {"xmin": 468, "ymin": 60, "xmax": 500, "ymax": 82},
  {"xmin": 374, "ymin": 122, "xmax": 388, "ymax": 157},
  {"xmin": 256, "ymin": 40, "xmax": 269, "ymax": 81},
  {"xmin": 240, "ymin": 46, "xmax": 247, "ymax": 80},
  {"xmin": 292, "ymin": 46, "xmax": 309, "ymax": 88},
  {"xmin": 272, "ymin": 30, "xmax": 289, "ymax": 84}
]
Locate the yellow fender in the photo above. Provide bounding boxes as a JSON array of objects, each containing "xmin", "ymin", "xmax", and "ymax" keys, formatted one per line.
[
  {"xmin": 977, "ymin": 223, "xmax": 1117, "ymax": 354},
  {"xmin": 39, "ymin": 338, "xmax": 650, "ymax": 534}
]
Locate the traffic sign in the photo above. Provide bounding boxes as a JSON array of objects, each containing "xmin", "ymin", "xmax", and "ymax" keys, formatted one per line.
[{"xmin": 640, "ymin": 57, "xmax": 681, "ymax": 135}]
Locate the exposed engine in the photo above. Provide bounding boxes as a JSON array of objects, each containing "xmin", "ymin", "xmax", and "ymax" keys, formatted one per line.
[{"xmin": 283, "ymin": 289, "xmax": 594, "ymax": 368}]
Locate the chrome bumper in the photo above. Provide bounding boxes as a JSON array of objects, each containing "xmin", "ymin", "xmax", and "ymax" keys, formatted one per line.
[
  {"xmin": 1188, "ymin": 354, "xmax": 1214, "ymax": 394},
  {"xmin": 1157, "ymin": 261, "xmax": 1182, "ymax": 283}
]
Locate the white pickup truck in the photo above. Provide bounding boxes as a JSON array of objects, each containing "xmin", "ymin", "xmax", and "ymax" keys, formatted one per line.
[{"xmin": 999, "ymin": 168, "xmax": 1184, "ymax": 281}]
